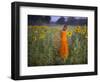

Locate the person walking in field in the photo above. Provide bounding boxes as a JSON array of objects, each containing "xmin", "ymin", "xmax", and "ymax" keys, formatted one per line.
[{"xmin": 59, "ymin": 24, "xmax": 69, "ymax": 62}]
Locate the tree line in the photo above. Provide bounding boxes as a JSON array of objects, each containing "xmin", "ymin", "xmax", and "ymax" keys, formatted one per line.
[{"xmin": 28, "ymin": 15, "xmax": 87, "ymax": 26}]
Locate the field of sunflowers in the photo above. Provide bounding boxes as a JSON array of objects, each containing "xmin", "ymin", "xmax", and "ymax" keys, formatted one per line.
[{"xmin": 28, "ymin": 25, "xmax": 88, "ymax": 66}]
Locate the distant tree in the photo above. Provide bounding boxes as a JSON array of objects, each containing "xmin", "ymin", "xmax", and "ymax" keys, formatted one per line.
[
  {"xmin": 66, "ymin": 17, "xmax": 87, "ymax": 25},
  {"xmin": 28, "ymin": 15, "xmax": 51, "ymax": 25},
  {"xmin": 44, "ymin": 16, "xmax": 51, "ymax": 24},
  {"xmin": 56, "ymin": 17, "xmax": 66, "ymax": 24},
  {"xmin": 66, "ymin": 17, "xmax": 76, "ymax": 25},
  {"xmin": 78, "ymin": 19, "xmax": 87, "ymax": 25}
]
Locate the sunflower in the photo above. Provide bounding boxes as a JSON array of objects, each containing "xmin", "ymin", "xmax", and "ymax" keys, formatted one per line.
[
  {"xmin": 81, "ymin": 28, "xmax": 87, "ymax": 35},
  {"xmin": 39, "ymin": 35, "xmax": 45, "ymax": 39},
  {"xmin": 67, "ymin": 31, "xmax": 72, "ymax": 37},
  {"xmin": 39, "ymin": 32, "xmax": 46, "ymax": 39},
  {"xmin": 75, "ymin": 26, "xmax": 81, "ymax": 33}
]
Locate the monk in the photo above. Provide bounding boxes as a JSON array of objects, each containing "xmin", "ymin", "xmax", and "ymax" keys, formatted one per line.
[{"xmin": 59, "ymin": 24, "xmax": 69, "ymax": 62}]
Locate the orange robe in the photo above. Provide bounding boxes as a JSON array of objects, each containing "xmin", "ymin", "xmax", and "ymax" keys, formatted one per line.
[{"xmin": 59, "ymin": 31, "xmax": 69, "ymax": 60}]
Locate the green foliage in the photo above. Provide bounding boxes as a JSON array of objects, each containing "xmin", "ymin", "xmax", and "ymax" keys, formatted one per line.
[{"xmin": 28, "ymin": 25, "xmax": 88, "ymax": 66}]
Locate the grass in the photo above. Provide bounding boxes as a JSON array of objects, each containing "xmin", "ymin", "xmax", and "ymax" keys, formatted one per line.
[{"xmin": 28, "ymin": 25, "xmax": 88, "ymax": 66}]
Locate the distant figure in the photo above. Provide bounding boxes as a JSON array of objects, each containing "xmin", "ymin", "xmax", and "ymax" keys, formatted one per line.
[{"xmin": 59, "ymin": 24, "xmax": 69, "ymax": 62}]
